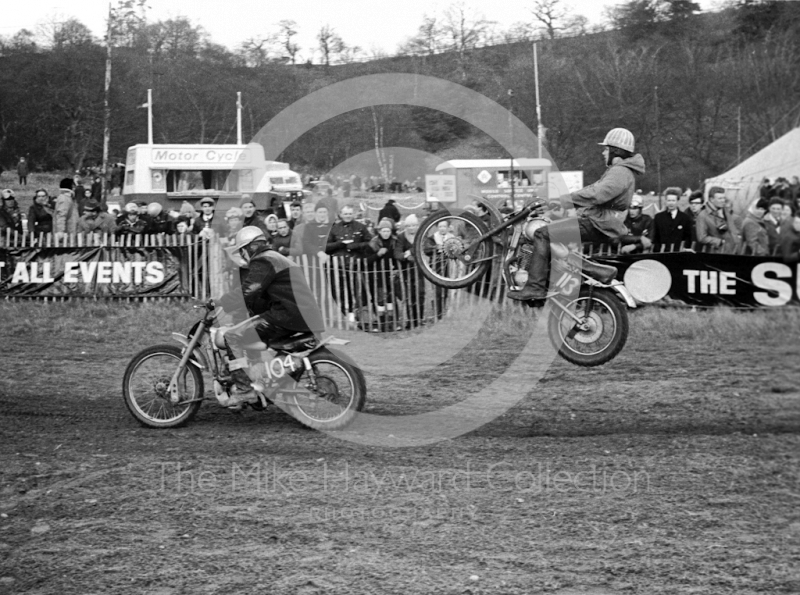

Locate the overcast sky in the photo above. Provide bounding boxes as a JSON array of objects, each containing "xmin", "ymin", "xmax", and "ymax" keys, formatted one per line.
[{"xmin": 3, "ymin": 0, "xmax": 721, "ymax": 62}]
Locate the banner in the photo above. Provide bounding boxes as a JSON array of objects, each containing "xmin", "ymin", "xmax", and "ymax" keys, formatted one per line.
[
  {"xmin": 0, "ymin": 246, "xmax": 191, "ymax": 298},
  {"xmin": 595, "ymin": 251, "xmax": 800, "ymax": 308}
]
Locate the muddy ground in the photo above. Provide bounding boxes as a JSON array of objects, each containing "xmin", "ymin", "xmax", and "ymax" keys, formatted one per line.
[{"xmin": 0, "ymin": 302, "xmax": 799, "ymax": 594}]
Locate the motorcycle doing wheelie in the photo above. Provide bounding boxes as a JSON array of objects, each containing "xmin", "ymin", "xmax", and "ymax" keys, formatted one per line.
[
  {"xmin": 122, "ymin": 299, "xmax": 366, "ymax": 429},
  {"xmin": 412, "ymin": 199, "xmax": 638, "ymax": 367}
]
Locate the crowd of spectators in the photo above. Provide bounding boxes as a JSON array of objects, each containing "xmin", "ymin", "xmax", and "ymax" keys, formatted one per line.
[{"xmin": 575, "ymin": 182, "xmax": 800, "ymax": 260}]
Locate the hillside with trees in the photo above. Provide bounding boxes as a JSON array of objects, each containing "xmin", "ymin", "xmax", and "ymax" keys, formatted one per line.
[{"xmin": 0, "ymin": 0, "xmax": 798, "ymax": 191}]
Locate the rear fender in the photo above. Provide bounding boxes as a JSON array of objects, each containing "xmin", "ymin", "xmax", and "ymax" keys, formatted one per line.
[{"xmin": 171, "ymin": 333, "xmax": 209, "ymax": 369}]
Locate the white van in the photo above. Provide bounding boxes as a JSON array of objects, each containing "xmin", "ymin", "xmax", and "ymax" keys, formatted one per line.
[{"xmin": 122, "ymin": 143, "xmax": 304, "ymax": 214}]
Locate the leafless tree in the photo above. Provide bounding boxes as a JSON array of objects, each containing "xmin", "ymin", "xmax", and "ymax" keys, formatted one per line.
[{"xmin": 278, "ymin": 20, "xmax": 300, "ymax": 65}]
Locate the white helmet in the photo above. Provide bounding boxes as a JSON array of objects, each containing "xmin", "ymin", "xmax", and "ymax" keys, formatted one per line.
[
  {"xmin": 228, "ymin": 226, "xmax": 267, "ymax": 265},
  {"xmin": 599, "ymin": 128, "xmax": 635, "ymax": 152}
]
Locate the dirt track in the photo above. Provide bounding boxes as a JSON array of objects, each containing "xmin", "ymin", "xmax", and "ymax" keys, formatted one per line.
[{"xmin": 1, "ymin": 302, "xmax": 799, "ymax": 594}]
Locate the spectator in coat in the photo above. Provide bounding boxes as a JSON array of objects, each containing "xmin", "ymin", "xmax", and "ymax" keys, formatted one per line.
[
  {"xmin": 394, "ymin": 214, "xmax": 425, "ymax": 328},
  {"xmin": 780, "ymin": 212, "xmax": 800, "ymax": 265},
  {"xmin": 378, "ymin": 199, "xmax": 401, "ymax": 224},
  {"xmin": 272, "ymin": 219, "xmax": 293, "ymax": 256},
  {"xmin": 696, "ymin": 187, "xmax": 742, "ymax": 254},
  {"xmin": 290, "ymin": 202, "xmax": 317, "ymax": 257},
  {"xmin": 302, "ymin": 203, "xmax": 333, "ymax": 259},
  {"xmin": 73, "ymin": 176, "xmax": 86, "ymax": 207},
  {"xmin": 288, "ymin": 201, "xmax": 303, "ymax": 229},
  {"xmin": 16, "ymin": 158, "xmax": 29, "ymax": 185},
  {"xmin": 764, "ymin": 198, "xmax": 784, "ymax": 254},
  {"xmin": 684, "ymin": 191, "xmax": 705, "ymax": 245},
  {"xmin": 145, "ymin": 202, "xmax": 172, "ymax": 234},
  {"xmin": 54, "ymin": 180, "xmax": 78, "ymax": 236},
  {"xmin": 621, "ymin": 194, "xmax": 652, "ymax": 253},
  {"xmin": 116, "ymin": 202, "xmax": 148, "ymax": 237},
  {"xmin": 741, "ymin": 198, "xmax": 770, "ymax": 256},
  {"xmin": 28, "ymin": 189, "xmax": 54, "ymax": 238},
  {"xmin": 651, "ymin": 187, "xmax": 692, "ymax": 251},
  {"xmin": 192, "ymin": 197, "xmax": 219, "ymax": 239},
  {"xmin": 367, "ymin": 219, "xmax": 402, "ymax": 332},
  {"xmin": 240, "ymin": 196, "xmax": 266, "ymax": 233},
  {"xmin": 0, "ymin": 190, "xmax": 24, "ymax": 237},
  {"xmin": 326, "ymin": 203, "xmax": 373, "ymax": 324},
  {"xmin": 77, "ymin": 200, "xmax": 116, "ymax": 237},
  {"xmin": 223, "ymin": 207, "xmax": 244, "ymax": 245}
]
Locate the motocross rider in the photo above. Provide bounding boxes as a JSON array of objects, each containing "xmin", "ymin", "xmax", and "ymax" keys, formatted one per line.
[
  {"xmin": 215, "ymin": 226, "xmax": 326, "ymax": 406},
  {"xmin": 507, "ymin": 128, "xmax": 646, "ymax": 301}
]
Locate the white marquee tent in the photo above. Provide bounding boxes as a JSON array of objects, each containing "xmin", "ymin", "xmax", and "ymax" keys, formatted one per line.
[{"xmin": 704, "ymin": 126, "xmax": 800, "ymax": 213}]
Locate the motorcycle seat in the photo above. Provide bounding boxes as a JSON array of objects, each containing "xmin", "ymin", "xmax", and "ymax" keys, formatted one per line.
[
  {"xmin": 566, "ymin": 253, "xmax": 617, "ymax": 284},
  {"xmin": 269, "ymin": 332, "xmax": 318, "ymax": 352}
]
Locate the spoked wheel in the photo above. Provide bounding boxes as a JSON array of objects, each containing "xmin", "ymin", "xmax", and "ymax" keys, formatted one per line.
[
  {"xmin": 122, "ymin": 344, "xmax": 203, "ymax": 428},
  {"xmin": 281, "ymin": 348, "xmax": 366, "ymax": 431},
  {"xmin": 547, "ymin": 288, "xmax": 629, "ymax": 367},
  {"xmin": 413, "ymin": 210, "xmax": 494, "ymax": 289}
]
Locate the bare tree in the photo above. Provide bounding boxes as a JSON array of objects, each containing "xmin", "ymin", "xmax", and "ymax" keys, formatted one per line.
[
  {"xmin": 530, "ymin": 0, "xmax": 569, "ymax": 39},
  {"xmin": 278, "ymin": 20, "xmax": 300, "ymax": 65},
  {"xmin": 237, "ymin": 36, "xmax": 277, "ymax": 67},
  {"xmin": 317, "ymin": 24, "xmax": 345, "ymax": 66},
  {"xmin": 398, "ymin": 15, "xmax": 444, "ymax": 56},
  {"xmin": 440, "ymin": 2, "xmax": 494, "ymax": 77}
]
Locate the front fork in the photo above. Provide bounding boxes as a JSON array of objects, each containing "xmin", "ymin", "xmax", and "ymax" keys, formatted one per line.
[{"xmin": 168, "ymin": 320, "xmax": 207, "ymax": 404}]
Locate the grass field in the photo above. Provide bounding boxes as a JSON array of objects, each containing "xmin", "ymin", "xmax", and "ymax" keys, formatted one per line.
[{"xmin": 0, "ymin": 301, "xmax": 799, "ymax": 594}]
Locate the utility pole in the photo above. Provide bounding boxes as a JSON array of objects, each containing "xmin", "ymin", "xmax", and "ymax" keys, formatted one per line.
[
  {"xmin": 508, "ymin": 89, "xmax": 515, "ymax": 206},
  {"xmin": 236, "ymin": 92, "xmax": 243, "ymax": 145},
  {"xmin": 102, "ymin": 3, "xmax": 113, "ymax": 205},
  {"xmin": 737, "ymin": 106, "xmax": 742, "ymax": 164},
  {"xmin": 533, "ymin": 43, "xmax": 543, "ymax": 159},
  {"xmin": 654, "ymin": 85, "xmax": 661, "ymax": 208}
]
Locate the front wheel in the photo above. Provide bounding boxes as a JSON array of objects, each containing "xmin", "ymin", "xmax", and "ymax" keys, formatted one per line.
[
  {"xmin": 412, "ymin": 210, "xmax": 494, "ymax": 289},
  {"xmin": 281, "ymin": 348, "xmax": 366, "ymax": 431},
  {"xmin": 547, "ymin": 288, "xmax": 629, "ymax": 367},
  {"xmin": 122, "ymin": 344, "xmax": 204, "ymax": 428}
]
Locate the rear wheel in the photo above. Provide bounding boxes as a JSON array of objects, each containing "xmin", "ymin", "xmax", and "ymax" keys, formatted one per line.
[
  {"xmin": 280, "ymin": 348, "xmax": 366, "ymax": 431},
  {"xmin": 412, "ymin": 210, "xmax": 494, "ymax": 289},
  {"xmin": 122, "ymin": 344, "xmax": 203, "ymax": 428},
  {"xmin": 547, "ymin": 288, "xmax": 628, "ymax": 367}
]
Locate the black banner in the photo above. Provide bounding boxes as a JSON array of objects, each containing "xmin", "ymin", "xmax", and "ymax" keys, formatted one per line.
[
  {"xmin": 595, "ymin": 251, "xmax": 800, "ymax": 308},
  {"xmin": 0, "ymin": 246, "xmax": 191, "ymax": 297}
]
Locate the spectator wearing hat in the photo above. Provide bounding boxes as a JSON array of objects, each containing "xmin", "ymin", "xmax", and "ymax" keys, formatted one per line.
[
  {"xmin": 223, "ymin": 207, "xmax": 244, "ymax": 244},
  {"xmin": 651, "ymin": 187, "xmax": 692, "ymax": 252},
  {"xmin": 394, "ymin": 214, "xmax": 425, "ymax": 328},
  {"xmin": 145, "ymin": 202, "xmax": 172, "ymax": 234},
  {"xmin": 684, "ymin": 191, "xmax": 705, "ymax": 245},
  {"xmin": 116, "ymin": 202, "xmax": 148, "ymax": 237},
  {"xmin": 621, "ymin": 194, "xmax": 652, "ymax": 254},
  {"xmin": 77, "ymin": 200, "xmax": 116, "ymax": 237},
  {"xmin": 378, "ymin": 199, "xmax": 401, "ymax": 224},
  {"xmin": 179, "ymin": 201, "xmax": 198, "ymax": 227},
  {"xmin": 741, "ymin": 198, "xmax": 770, "ymax": 256},
  {"xmin": 0, "ymin": 190, "xmax": 24, "ymax": 236},
  {"xmin": 193, "ymin": 197, "xmax": 219, "ymax": 238},
  {"xmin": 764, "ymin": 198, "xmax": 784, "ymax": 254},
  {"xmin": 28, "ymin": 189, "xmax": 54, "ymax": 238},
  {"xmin": 55, "ymin": 179, "xmax": 78, "ymax": 236},
  {"xmin": 697, "ymin": 187, "xmax": 742, "ymax": 254},
  {"xmin": 240, "ymin": 195, "xmax": 267, "ymax": 233},
  {"xmin": 264, "ymin": 214, "xmax": 279, "ymax": 239}
]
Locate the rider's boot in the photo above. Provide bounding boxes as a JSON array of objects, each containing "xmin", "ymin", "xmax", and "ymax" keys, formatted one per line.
[{"xmin": 507, "ymin": 230, "xmax": 552, "ymax": 301}]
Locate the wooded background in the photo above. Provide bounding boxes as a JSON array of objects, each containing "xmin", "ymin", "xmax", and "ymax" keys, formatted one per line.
[{"xmin": 0, "ymin": 0, "xmax": 798, "ymax": 191}]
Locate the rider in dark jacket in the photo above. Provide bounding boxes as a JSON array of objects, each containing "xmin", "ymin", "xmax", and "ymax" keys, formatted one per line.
[{"xmin": 216, "ymin": 226, "xmax": 326, "ymax": 406}]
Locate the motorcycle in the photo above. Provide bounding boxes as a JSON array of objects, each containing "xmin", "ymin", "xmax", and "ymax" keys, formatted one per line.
[
  {"xmin": 122, "ymin": 299, "xmax": 367, "ymax": 429},
  {"xmin": 412, "ymin": 199, "xmax": 637, "ymax": 367}
]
